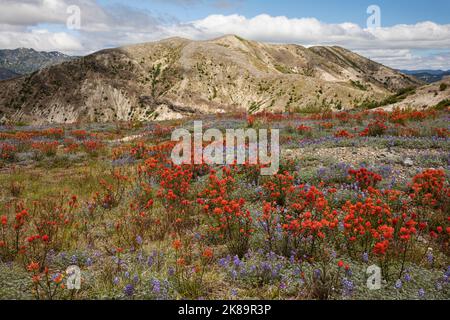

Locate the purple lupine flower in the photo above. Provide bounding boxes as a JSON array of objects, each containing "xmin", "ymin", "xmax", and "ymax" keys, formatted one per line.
[
  {"xmin": 268, "ymin": 251, "xmax": 276, "ymax": 261},
  {"xmin": 362, "ymin": 252, "xmax": 369, "ymax": 263},
  {"xmin": 168, "ymin": 267, "xmax": 175, "ymax": 276},
  {"xmin": 113, "ymin": 277, "xmax": 120, "ymax": 285},
  {"xmin": 136, "ymin": 235, "xmax": 143, "ymax": 245},
  {"xmin": 71, "ymin": 255, "xmax": 78, "ymax": 264},
  {"xmin": 152, "ymin": 279, "xmax": 161, "ymax": 294},
  {"xmin": 313, "ymin": 269, "xmax": 321, "ymax": 279},
  {"xmin": 418, "ymin": 288, "xmax": 425, "ymax": 298},
  {"xmin": 342, "ymin": 278, "xmax": 354, "ymax": 296},
  {"xmin": 133, "ymin": 274, "xmax": 139, "ymax": 284},
  {"xmin": 147, "ymin": 256, "xmax": 154, "ymax": 267},
  {"xmin": 218, "ymin": 258, "xmax": 229, "ymax": 268},
  {"xmin": 404, "ymin": 273, "xmax": 411, "ymax": 282},
  {"xmin": 124, "ymin": 284, "xmax": 134, "ymax": 297},
  {"xmin": 86, "ymin": 257, "xmax": 93, "ymax": 267},
  {"xmin": 345, "ymin": 267, "xmax": 353, "ymax": 277},
  {"xmin": 261, "ymin": 261, "xmax": 271, "ymax": 272},
  {"xmin": 233, "ymin": 256, "xmax": 242, "ymax": 267},
  {"xmin": 124, "ymin": 271, "xmax": 130, "ymax": 278},
  {"xmin": 231, "ymin": 289, "xmax": 238, "ymax": 297},
  {"xmin": 395, "ymin": 280, "xmax": 402, "ymax": 289},
  {"xmin": 426, "ymin": 252, "xmax": 434, "ymax": 264}
]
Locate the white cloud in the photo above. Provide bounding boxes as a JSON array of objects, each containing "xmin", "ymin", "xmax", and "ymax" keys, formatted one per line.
[
  {"xmin": 0, "ymin": 1, "xmax": 449, "ymax": 69},
  {"xmin": 357, "ymin": 49, "xmax": 450, "ymax": 70},
  {"xmin": 0, "ymin": 28, "xmax": 83, "ymax": 52},
  {"xmin": 184, "ymin": 14, "xmax": 450, "ymax": 51}
]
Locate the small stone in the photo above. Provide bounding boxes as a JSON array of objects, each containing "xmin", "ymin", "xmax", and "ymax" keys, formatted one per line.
[{"xmin": 403, "ymin": 158, "xmax": 414, "ymax": 167}]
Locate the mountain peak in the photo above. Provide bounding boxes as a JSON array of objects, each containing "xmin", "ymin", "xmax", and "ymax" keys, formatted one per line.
[
  {"xmin": 0, "ymin": 36, "xmax": 423, "ymax": 124},
  {"xmin": 0, "ymin": 48, "xmax": 73, "ymax": 79}
]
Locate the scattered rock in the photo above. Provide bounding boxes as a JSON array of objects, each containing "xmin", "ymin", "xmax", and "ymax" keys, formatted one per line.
[
  {"xmin": 403, "ymin": 158, "xmax": 414, "ymax": 167},
  {"xmin": 14, "ymin": 152, "xmax": 35, "ymax": 162}
]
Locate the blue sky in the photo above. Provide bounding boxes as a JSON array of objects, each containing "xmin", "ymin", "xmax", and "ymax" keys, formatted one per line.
[
  {"xmin": 102, "ymin": 0, "xmax": 450, "ymax": 26},
  {"xmin": 1, "ymin": 0, "xmax": 449, "ymax": 69}
]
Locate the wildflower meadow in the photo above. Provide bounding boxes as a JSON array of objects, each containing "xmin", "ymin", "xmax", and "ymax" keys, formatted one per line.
[{"xmin": 0, "ymin": 108, "xmax": 448, "ymax": 300}]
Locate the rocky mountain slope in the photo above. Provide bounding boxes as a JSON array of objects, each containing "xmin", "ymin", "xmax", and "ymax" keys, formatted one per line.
[
  {"xmin": 0, "ymin": 68, "xmax": 20, "ymax": 81},
  {"xmin": 0, "ymin": 35, "xmax": 422, "ymax": 124},
  {"xmin": 0, "ymin": 48, "xmax": 74, "ymax": 77},
  {"xmin": 379, "ymin": 78, "xmax": 450, "ymax": 111}
]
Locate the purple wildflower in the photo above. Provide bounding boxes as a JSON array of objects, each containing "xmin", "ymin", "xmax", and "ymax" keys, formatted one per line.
[
  {"xmin": 233, "ymin": 256, "xmax": 242, "ymax": 268},
  {"xmin": 426, "ymin": 252, "xmax": 434, "ymax": 264},
  {"xmin": 124, "ymin": 284, "xmax": 134, "ymax": 297},
  {"xmin": 418, "ymin": 288, "xmax": 425, "ymax": 298},
  {"xmin": 404, "ymin": 273, "xmax": 411, "ymax": 282},
  {"xmin": 342, "ymin": 278, "xmax": 354, "ymax": 296},
  {"xmin": 362, "ymin": 252, "xmax": 369, "ymax": 263},
  {"xmin": 152, "ymin": 279, "xmax": 161, "ymax": 294},
  {"xmin": 313, "ymin": 269, "xmax": 321, "ymax": 279}
]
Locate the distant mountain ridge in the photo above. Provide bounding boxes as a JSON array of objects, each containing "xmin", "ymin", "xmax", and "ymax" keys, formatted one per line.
[
  {"xmin": 0, "ymin": 67, "xmax": 20, "ymax": 80},
  {"xmin": 400, "ymin": 69, "xmax": 450, "ymax": 83},
  {"xmin": 0, "ymin": 48, "xmax": 74, "ymax": 79},
  {"xmin": 0, "ymin": 35, "xmax": 422, "ymax": 124}
]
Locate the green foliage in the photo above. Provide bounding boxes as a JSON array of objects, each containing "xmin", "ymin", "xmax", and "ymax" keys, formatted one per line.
[
  {"xmin": 434, "ymin": 99, "xmax": 450, "ymax": 110},
  {"xmin": 350, "ymin": 80, "xmax": 368, "ymax": 91}
]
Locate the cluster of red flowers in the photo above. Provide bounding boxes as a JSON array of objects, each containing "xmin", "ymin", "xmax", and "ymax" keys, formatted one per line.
[
  {"xmin": 198, "ymin": 167, "xmax": 253, "ymax": 256},
  {"xmin": 319, "ymin": 122, "xmax": 334, "ymax": 129},
  {"xmin": 297, "ymin": 124, "xmax": 312, "ymax": 135},
  {"xmin": 31, "ymin": 141, "xmax": 59, "ymax": 156},
  {"xmin": 284, "ymin": 186, "xmax": 339, "ymax": 244},
  {"xmin": 263, "ymin": 171, "xmax": 296, "ymax": 206},
  {"xmin": 334, "ymin": 130, "xmax": 353, "ymax": 138},
  {"xmin": 247, "ymin": 116, "xmax": 255, "ymax": 127},
  {"xmin": 261, "ymin": 172, "xmax": 341, "ymax": 255},
  {"xmin": 389, "ymin": 109, "xmax": 436, "ymax": 124},
  {"xmin": 335, "ymin": 112, "xmax": 351, "ymax": 124},
  {"xmin": 0, "ymin": 143, "xmax": 17, "ymax": 160},
  {"xmin": 71, "ymin": 130, "xmax": 88, "ymax": 140},
  {"xmin": 410, "ymin": 169, "xmax": 449, "ymax": 209},
  {"xmin": 82, "ymin": 140, "xmax": 104, "ymax": 154},
  {"xmin": 0, "ymin": 128, "xmax": 64, "ymax": 141},
  {"xmin": 433, "ymin": 128, "xmax": 450, "ymax": 138},
  {"xmin": 157, "ymin": 164, "xmax": 193, "ymax": 226},
  {"xmin": 359, "ymin": 120, "xmax": 388, "ymax": 137},
  {"xmin": 43, "ymin": 128, "xmax": 65, "ymax": 139},
  {"xmin": 348, "ymin": 168, "xmax": 383, "ymax": 189}
]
